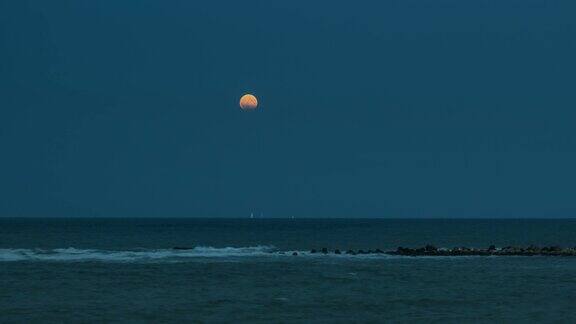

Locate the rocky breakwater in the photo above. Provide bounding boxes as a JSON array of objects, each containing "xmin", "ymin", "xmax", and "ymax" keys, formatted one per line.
[
  {"xmin": 387, "ymin": 245, "xmax": 576, "ymax": 257},
  {"xmin": 305, "ymin": 245, "xmax": 576, "ymax": 257}
]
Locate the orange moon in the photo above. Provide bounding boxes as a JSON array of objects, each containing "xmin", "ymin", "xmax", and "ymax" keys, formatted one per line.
[{"xmin": 239, "ymin": 94, "xmax": 258, "ymax": 110}]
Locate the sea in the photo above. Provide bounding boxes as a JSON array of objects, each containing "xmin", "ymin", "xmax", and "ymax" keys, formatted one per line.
[{"xmin": 1, "ymin": 218, "xmax": 576, "ymax": 323}]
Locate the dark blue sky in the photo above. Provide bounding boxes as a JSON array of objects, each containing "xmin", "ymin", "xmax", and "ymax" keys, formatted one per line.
[{"xmin": 1, "ymin": 1, "xmax": 575, "ymax": 217}]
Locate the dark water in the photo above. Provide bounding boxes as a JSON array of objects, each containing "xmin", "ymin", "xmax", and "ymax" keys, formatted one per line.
[{"xmin": 1, "ymin": 218, "xmax": 576, "ymax": 323}]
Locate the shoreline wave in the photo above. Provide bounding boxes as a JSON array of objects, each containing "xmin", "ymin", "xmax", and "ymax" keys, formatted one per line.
[
  {"xmin": 0, "ymin": 246, "xmax": 408, "ymax": 263},
  {"xmin": 0, "ymin": 246, "xmax": 274, "ymax": 262}
]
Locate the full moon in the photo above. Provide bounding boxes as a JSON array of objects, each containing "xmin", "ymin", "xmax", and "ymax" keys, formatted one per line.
[{"xmin": 239, "ymin": 94, "xmax": 258, "ymax": 111}]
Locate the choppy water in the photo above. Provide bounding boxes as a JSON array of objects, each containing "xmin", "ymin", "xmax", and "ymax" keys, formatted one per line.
[{"xmin": 1, "ymin": 218, "xmax": 576, "ymax": 322}]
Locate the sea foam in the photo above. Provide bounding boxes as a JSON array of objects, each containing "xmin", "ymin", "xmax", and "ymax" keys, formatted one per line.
[
  {"xmin": 0, "ymin": 246, "xmax": 402, "ymax": 263},
  {"xmin": 0, "ymin": 246, "xmax": 279, "ymax": 263}
]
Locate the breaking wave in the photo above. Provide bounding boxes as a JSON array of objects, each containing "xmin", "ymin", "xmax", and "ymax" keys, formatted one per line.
[
  {"xmin": 0, "ymin": 246, "xmax": 277, "ymax": 263},
  {"xmin": 0, "ymin": 246, "xmax": 402, "ymax": 263}
]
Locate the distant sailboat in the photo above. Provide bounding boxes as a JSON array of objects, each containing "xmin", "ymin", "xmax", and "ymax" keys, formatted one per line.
[{"xmin": 250, "ymin": 212, "xmax": 254, "ymax": 219}]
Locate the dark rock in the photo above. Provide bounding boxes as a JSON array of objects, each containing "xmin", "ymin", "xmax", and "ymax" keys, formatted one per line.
[
  {"xmin": 172, "ymin": 247, "xmax": 193, "ymax": 250},
  {"xmin": 292, "ymin": 252, "xmax": 298, "ymax": 256},
  {"xmin": 346, "ymin": 250, "xmax": 356, "ymax": 255},
  {"xmin": 334, "ymin": 249, "xmax": 341, "ymax": 254},
  {"xmin": 310, "ymin": 249, "xmax": 317, "ymax": 254},
  {"xmin": 321, "ymin": 248, "xmax": 328, "ymax": 254},
  {"xmin": 425, "ymin": 244, "xmax": 437, "ymax": 252},
  {"xmin": 358, "ymin": 249, "xmax": 367, "ymax": 254},
  {"xmin": 394, "ymin": 247, "xmax": 416, "ymax": 256},
  {"xmin": 383, "ymin": 244, "xmax": 576, "ymax": 257}
]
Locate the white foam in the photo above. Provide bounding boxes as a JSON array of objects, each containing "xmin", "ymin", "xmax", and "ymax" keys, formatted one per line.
[
  {"xmin": 0, "ymin": 246, "xmax": 410, "ymax": 263},
  {"xmin": 0, "ymin": 246, "xmax": 279, "ymax": 263}
]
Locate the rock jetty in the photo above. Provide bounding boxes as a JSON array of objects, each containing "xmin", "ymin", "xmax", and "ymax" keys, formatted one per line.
[
  {"xmin": 171, "ymin": 245, "xmax": 576, "ymax": 257},
  {"xmin": 388, "ymin": 245, "xmax": 576, "ymax": 257},
  {"xmin": 303, "ymin": 245, "xmax": 576, "ymax": 257}
]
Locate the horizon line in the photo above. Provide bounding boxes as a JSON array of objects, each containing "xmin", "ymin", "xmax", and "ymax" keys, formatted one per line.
[{"xmin": 1, "ymin": 216, "xmax": 576, "ymax": 220}]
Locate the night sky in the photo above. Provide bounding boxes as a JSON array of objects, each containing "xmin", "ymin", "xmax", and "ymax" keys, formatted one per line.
[{"xmin": 1, "ymin": 1, "xmax": 575, "ymax": 218}]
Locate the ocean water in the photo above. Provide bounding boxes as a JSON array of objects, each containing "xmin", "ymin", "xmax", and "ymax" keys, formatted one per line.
[{"xmin": 1, "ymin": 218, "xmax": 576, "ymax": 323}]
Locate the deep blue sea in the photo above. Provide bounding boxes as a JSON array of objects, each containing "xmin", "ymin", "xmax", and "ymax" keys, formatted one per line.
[{"xmin": 1, "ymin": 218, "xmax": 576, "ymax": 323}]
